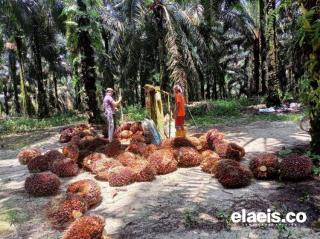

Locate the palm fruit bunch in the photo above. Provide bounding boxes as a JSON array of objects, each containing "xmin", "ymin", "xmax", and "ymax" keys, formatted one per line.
[
  {"xmin": 249, "ymin": 153, "xmax": 279, "ymax": 179},
  {"xmin": 25, "ymin": 172, "xmax": 60, "ymax": 196},
  {"xmin": 130, "ymin": 159, "xmax": 156, "ymax": 182},
  {"xmin": 160, "ymin": 138, "xmax": 174, "ymax": 148},
  {"xmin": 63, "ymin": 143, "xmax": 80, "ymax": 161},
  {"xmin": 49, "ymin": 158, "xmax": 79, "ymax": 177},
  {"xmin": 78, "ymin": 137, "xmax": 109, "ymax": 153},
  {"xmin": 186, "ymin": 136, "xmax": 202, "ymax": 150},
  {"xmin": 119, "ymin": 130, "xmax": 133, "ymax": 139},
  {"xmin": 27, "ymin": 155, "xmax": 50, "ymax": 173},
  {"xmin": 130, "ymin": 131, "xmax": 146, "ymax": 144},
  {"xmin": 206, "ymin": 129, "xmax": 224, "ymax": 150},
  {"xmin": 105, "ymin": 139, "xmax": 122, "ymax": 157},
  {"xmin": 47, "ymin": 194, "xmax": 88, "ymax": 229},
  {"xmin": 59, "ymin": 124, "xmax": 96, "ymax": 143},
  {"xmin": 84, "ymin": 153, "xmax": 120, "ymax": 174},
  {"xmin": 215, "ymin": 159, "xmax": 253, "ymax": 188},
  {"xmin": 44, "ymin": 150, "xmax": 65, "ymax": 166},
  {"xmin": 67, "ymin": 179, "xmax": 102, "ymax": 208},
  {"xmin": 130, "ymin": 122, "xmax": 143, "ymax": 134},
  {"xmin": 116, "ymin": 152, "xmax": 137, "ymax": 166},
  {"xmin": 114, "ymin": 121, "xmax": 144, "ymax": 140},
  {"xmin": 173, "ymin": 147, "xmax": 202, "ymax": 167},
  {"xmin": 83, "ymin": 153, "xmax": 107, "ymax": 172},
  {"xmin": 61, "ymin": 215, "xmax": 105, "ymax": 239},
  {"xmin": 107, "ymin": 166, "xmax": 136, "ymax": 187},
  {"xmin": 279, "ymin": 154, "xmax": 313, "ymax": 181},
  {"xmin": 126, "ymin": 142, "xmax": 147, "ymax": 155},
  {"xmin": 200, "ymin": 150, "xmax": 221, "ymax": 174},
  {"xmin": 172, "ymin": 137, "xmax": 195, "ymax": 148},
  {"xmin": 18, "ymin": 148, "xmax": 41, "ymax": 165},
  {"xmin": 215, "ymin": 142, "xmax": 245, "ymax": 161},
  {"xmin": 146, "ymin": 149, "xmax": 178, "ymax": 175},
  {"xmin": 142, "ymin": 144, "xmax": 158, "ymax": 158}
]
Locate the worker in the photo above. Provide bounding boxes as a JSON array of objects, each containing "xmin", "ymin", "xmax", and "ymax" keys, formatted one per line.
[
  {"xmin": 103, "ymin": 88, "xmax": 122, "ymax": 142},
  {"xmin": 173, "ymin": 85, "xmax": 186, "ymax": 137}
]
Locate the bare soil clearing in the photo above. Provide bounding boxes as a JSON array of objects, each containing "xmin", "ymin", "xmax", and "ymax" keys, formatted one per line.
[{"xmin": 1, "ymin": 120, "xmax": 319, "ymax": 239}]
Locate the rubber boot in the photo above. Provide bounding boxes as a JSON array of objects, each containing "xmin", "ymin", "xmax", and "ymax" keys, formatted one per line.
[{"xmin": 176, "ymin": 129, "xmax": 182, "ymax": 137}]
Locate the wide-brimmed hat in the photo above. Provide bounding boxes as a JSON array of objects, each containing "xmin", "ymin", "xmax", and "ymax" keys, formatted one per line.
[{"xmin": 106, "ymin": 88, "xmax": 114, "ymax": 92}]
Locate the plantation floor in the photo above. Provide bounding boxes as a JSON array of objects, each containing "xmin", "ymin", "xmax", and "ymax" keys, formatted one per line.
[{"xmin": 1, "ymin": 120, "xmax": 320, "ymax": 239}]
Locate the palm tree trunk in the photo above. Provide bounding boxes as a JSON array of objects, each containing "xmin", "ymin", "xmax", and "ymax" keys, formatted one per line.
[
  {"xmin": 31, "ymin": 19, "xmax": 49, "ymax": 118},
  {"xmin": 8, "ymin": 49, "xmax": 21, "ymax": 114},
  {"xmin": 266, "ymin": 0, "xmax": 281, "ymax": 107},
  {"xmin": 253, "ymin": 37, "xmax": 260, "ymax": 94},
  {"xmin": 3, "ymin": 82, "xmax": 9, "ymax": 115},
  {"xmin": 15, "ymin": 36, "xmax": 32, "ymax": 116},
  {"xmin": 260, "ymin": 0, "xmax": 267, "ymax": 94},
  {"xmin": 77, "ymin": 0, "xmax": 101, "ymax": 123}
]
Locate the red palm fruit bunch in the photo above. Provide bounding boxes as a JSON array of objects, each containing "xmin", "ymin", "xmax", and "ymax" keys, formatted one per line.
[
  {"xmin": 198, "ymin": 134, "xmax": 209, "ymax": 152},
  {"xmin": 249, "ymin": 153, "xmax": 279, "ymax": 179},
  {"xmin": 215, "ymin": 142, "xmax": 245, "ymax": 161},
  {"xmin": 206, "ymin": 129, "xmax": 224, "ymax": 150},
  {"xmin": 27, "ymin": 155, "xmax": 50, "ymax": 173},
  {"xmin": 172, "ymin": 137, "xmax": 195, "ymax": 148},
  {"xmin": 63, "ymin": 143, "xmax": 80, "ymax": 161},
  {"xmin": 47, "ymin": 194, "xmax": 88, "ymax": 229},
  {"xmin": 78, "ymin": 137, "xmax": 109, "ymax": 153},
  {"xmin": 70, "ymin": 135, "xmax": 82, "ymax": 145},
  {"xmin": 105, "ymin": 139, "xmax": 122, "ymax": 157},
  {"xmin": 200, "ymin": 150, "xmax": 221, "ymax": 174},
  {"xmin": 142, "ymin": 144, "xmax": 158, "ymax": 158},
  {"xmin": 130, "ymin": 122, "xmax": 143, "ymax": 134},
  {"xmin": 174, "ymin": 147, "xmax": 202, "ymax": 167},
  {"xmin": 279, "ymin": 154, "xmax": 313, "ymax": 181},
  {"xmin": 83, "ymin": 153, "xmax": 108, "ymax": 172},
  {"xmin": 160, "ymin": 138, "xmax": 174, "ymax": 148},
  {"xmin": 119, "ymin": 130, "xmax": 133, "ymax": 139},
  {"xmin": 44, "ymin": 150, "xmax": 66, "ymax": 166},
  {"xmin": 215, "ymin": 159, "xmax": 253, "ymax": 188},
  {"xmin": 50, "ymin": 158, "xmax": 79, "ymax": 177},
  {"xmin": 126, "ymin": 142, "xmax": 147, "ymax": 155},
  {"xmin": 60, "ymin": 127, "xmax": 76, "ymax": 143},
  {"xmin": 130, "ymin": 159, "xmax": 156, "ymax": 182},
  {"xmin": 25, "ymin": 172, "xmax": 60, "ymax": 196},
  {"xmin": 146, "ymin": 149, "xmax": 178, "ymax": 174},
  {"xmin": 18, "ymin": 148, "xmax": 41, "ymax": 165},
  {"xmin": 130, "ymin": 131, "xmax": 145, "ymax": 144},
  {"xmin": 85, "ymin": 154, "xmax": 120, "ymax": 174},
  {"xmin": 108, "ymin": 166, "xmax": 136, "ymax": 187},
  {"xmin": 61, "ymin": 215, "xmax": 105, "ymax": 239},
  {"xmin": 186, "ymin": 136, "xmax": 202, "ymax": 150},
  {"xmin": 116, "ymin": 152, "xmax": 137, "ymax": 166},
  {"xmin": 67, "ymin": 179, "xmax": 102, "ymax": 208}
]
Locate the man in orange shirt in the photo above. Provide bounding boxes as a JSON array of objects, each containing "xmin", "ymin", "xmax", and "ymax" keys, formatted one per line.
[{"xmin": 173, "ymin": 85, "xmax": 186, "ymax": 137}]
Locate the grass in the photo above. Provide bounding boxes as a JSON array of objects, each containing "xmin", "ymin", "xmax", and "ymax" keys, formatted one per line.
[
  {"xmin": 186, "ymin": 98, "xmax": 304, "ymax": 126},
  {"xmin": 0, "ymin": 113, "xmax": 86, "ymax": 135}
]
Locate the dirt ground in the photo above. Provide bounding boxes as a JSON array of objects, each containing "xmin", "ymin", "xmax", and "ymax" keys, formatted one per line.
[{"xmin": 1, "ymin": 120, "xmax": 320, "ymax": 239}]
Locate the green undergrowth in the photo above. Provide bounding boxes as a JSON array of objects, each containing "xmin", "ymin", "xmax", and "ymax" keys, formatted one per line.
[{"xmin": 0, "ymin": 113, "xmax": 86, "ymax": 135}]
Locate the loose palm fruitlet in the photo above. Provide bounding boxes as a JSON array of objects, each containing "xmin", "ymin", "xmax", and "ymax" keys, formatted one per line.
[
  {"xmin": 215, "ymin": 142, "xmax": 245, "ymax": 161},
  {"xmin": 200, "ymin": 150, "xmax": 221, "ymax": 174},
  {"xmin": 25, "ymin": 172, "xmax": 60, "ymax": 196},
  {"xmin": 279, "ymin": 154, "xmax": 313, "ymax": 181},
  {"xmin": 249, "ymin": 153, "xmax": 279, "ymax": 179},
  {"xmin": 49, "ymin": 158, "xmax": 79, "ymax": 177},
  {"xmin": 215, "ymin": 159, "xmax": 253, "ymax": 188},
  {"xmin": 47, "ymin": 194, "xmax": 88, "ymax": 229},
  {"xmin": 174, "ymin": 147, "xmax": 202, "ymax": 167},
  {"xmin": 147, "ymin": 149, "xmax": 178, "ymax": 175},
  {"xmin": 67, "ymin": 179, "xmax": 102, "ymax": 208},
  {"xmin": 62, "ymin": 215, "xmax": 105, "ymax": 239},
  {"xmin": 18, "ymin": 148, "xmax": 41, "ymax": 165},
  {"xmin": 108, "ymin": 166, "xmax": 136, "ymax": 187}
]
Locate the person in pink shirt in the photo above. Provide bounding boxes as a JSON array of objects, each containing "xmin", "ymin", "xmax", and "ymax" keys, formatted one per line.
[{"xmin": 103, "ymin": 88, "xmax": 122, "ymax": 141}]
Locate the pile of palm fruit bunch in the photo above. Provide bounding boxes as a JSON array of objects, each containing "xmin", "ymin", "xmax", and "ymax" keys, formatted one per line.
[{"xmin": 249, "ymin": 152, "xmax": 313, "ymax": 181}]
